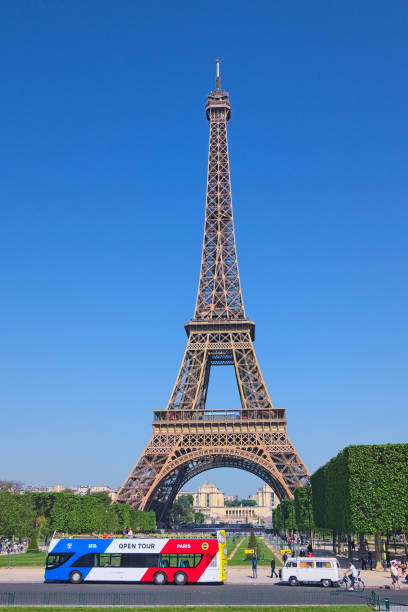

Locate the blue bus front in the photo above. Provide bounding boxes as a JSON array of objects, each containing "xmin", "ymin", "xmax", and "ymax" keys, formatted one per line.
[{"xmin": 45, "ymin": 538, "xmax": 114, "ymax": 582}]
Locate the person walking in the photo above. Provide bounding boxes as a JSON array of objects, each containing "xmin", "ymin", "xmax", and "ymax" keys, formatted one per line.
[
  {"xmin": 270, "ymin": 557, "xmax": 278, "ymax": 578},
  {"xmin": 391, "ymin": 561, "xmax": 400, "ymax": 590},
  {"xmin": 282, "ymin": 553, "xmax": 288, "ymax": 564},
  {"xmin": 251, "ymin": 555, "xmax": 258, "ymax": 579},
  {"xmin": 368, "ymin": 550, "xmax": 373, "ymax": 570}
]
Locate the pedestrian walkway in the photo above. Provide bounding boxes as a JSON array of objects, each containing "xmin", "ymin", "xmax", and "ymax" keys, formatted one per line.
[
  {"xmin": 0, "ymin": 562, "xmax": 406, "ymax": 588},
  {"xmin": 228, "ymin": 536, "xmax": 245, "ymax": 560}
]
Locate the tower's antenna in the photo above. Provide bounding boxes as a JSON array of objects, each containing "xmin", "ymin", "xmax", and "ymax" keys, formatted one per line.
[{"xmin": 215, "ymin": 59, "xmax": 221, "ymax": 90}]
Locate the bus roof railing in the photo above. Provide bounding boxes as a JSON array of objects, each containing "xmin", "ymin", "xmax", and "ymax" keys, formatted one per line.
[{"xmin": 51, "ymin": 531, "xmax": 220, "ymax": 540}]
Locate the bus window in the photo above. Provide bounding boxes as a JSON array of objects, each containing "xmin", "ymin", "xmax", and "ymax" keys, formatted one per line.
[
  {"xmin": 110, "ymin": 555, "xmax": 121, "ymax": 567},
  {"xmin": 121, "ymin": 554, "xmax": 160, "ymax": 568},
  {"xmin": 191, "ymin": 554, "xmax": 203, "ymax": 567},
  {"xmin": 178, "ymin": 554, "xmax": 191, "ymax": 568},
  {"xmin": 46, "ymin": 553, "xmax": 74, "ymax": 569},
  {"xmin": 160, "ymin": 553, "xmax": 203, "ymax": 568},
  {"xmin": 144, "ymin": 554, "xmax": 159, "ymax": 568},
  {"xmin": 72, "ymin": 554, "xmax": 97, "ymax": 568},
  {"xmin": 160, "ymin": 554, "xmax": 178, "ymax": 568},
  {"xmin": 99, "ymin": 554, "xmax": 111, "ymax": 567},
  {"xmin": 300, "ymin": 561, "xmax": 314, "ymax": 568},
  {"xmin": 316, "ymin": 561, "xmax": 332, "ymax": 568}
]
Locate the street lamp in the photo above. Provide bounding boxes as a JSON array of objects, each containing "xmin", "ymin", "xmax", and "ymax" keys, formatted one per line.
[{"xmin": 306, "ymin": 486, "xmax": 312, "ymax": 544}]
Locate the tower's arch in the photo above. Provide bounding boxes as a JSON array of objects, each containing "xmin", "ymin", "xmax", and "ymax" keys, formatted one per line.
[{"xmin": 139, "ymin": 449, "xmax": 292, "ymax": 525}]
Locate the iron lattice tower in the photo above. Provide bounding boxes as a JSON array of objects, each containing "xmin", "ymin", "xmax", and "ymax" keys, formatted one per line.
[{"xmin": 117, "ymin": 61, "xmax": 309, "ymax": 524}]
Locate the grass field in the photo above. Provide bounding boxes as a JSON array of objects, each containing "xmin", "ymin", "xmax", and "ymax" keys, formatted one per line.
[
  {"xmin": 226, "ymin": 535, "xmax": 244, "ymax": 556},
  {"xmin": 0, "ymin": 552, "xmax": 46, "ymax": 567},
  {"xmin": 1, "ymin": 606, "xmax": 372, "ymax": 612},
  {"xmin": 229, "ymin": 536, "xmax": 282, "ymax": 567}
]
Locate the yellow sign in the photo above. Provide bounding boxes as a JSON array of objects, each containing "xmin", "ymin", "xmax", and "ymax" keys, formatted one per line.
[
  {"xmin": 244, "ymin": 549, "xmax": 255, "ymax": 554},
  {"xmin": 281, "ymin": 549, "xmax": 291, "ymax": 555},
  {"xmin": 259, "ymin": 536, "xmax": 264, "ymax": 540},
  {"xmin": 201, "ymin": 542, "xmax": 209, "ymax": 551}
]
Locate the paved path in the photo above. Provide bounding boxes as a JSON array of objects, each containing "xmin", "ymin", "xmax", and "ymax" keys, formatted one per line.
[
  {"xmin": 2, "ymin": 581, "xmax": 408, "ymax": 607},
  {"xmin": 1, "ymin": 565, "xmax": 407, "ymax": 589}
]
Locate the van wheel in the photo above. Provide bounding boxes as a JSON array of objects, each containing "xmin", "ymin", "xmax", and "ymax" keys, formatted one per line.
[
  {"xmin": 321, "ymin": 579, "xmax": 332, "ymax": 588},
  {"xmin": 69, "ymin": 570, "xmax": 83, "ymax": 584},
  {"xmin": 174, "ymin": 571, "xmax": 187, "ymax": 585},
  {"xmin": 288, "ymin": 576, "xmax": 298, "ymax": 586},
  {"xmin": 153, "ymin": 571, "xmax": 167, "ymax": 585}
]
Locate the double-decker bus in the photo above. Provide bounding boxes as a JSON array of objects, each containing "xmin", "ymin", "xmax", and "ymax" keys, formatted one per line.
[{"xmin": 45, "ymin": 530, "xmax": 227, "ymax": 585}]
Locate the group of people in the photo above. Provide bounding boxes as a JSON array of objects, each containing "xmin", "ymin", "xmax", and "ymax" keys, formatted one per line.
[
  {"xmin": 122, "ymin": 527, "xmax": 134, "ymax": 537},
  {"xmin": 344, "ymin": 556, "xmax": 407, "ymax": 590},
  {"xmin": 281, "ymin": 543, "xmax": 313, "ymax": 564},
  {"xmin": 359, "ymin": 549, "xmax": 374, "ymax": 570},
  {"xmin": 0, "ymin": 538, "xmax": 26, "ymax": 554}
]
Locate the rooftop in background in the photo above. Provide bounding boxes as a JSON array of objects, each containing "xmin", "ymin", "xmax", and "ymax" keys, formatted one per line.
[{"xmin": 24, "ymin": 484, "xmax": 118, "ymax": 499}]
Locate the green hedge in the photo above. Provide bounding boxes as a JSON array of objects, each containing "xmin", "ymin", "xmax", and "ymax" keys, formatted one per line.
[{"xmin": 310, "ymin": 443, "xmax": 408, "ymax": 533}]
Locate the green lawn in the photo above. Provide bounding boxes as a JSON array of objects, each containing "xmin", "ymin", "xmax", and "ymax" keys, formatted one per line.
[
  {"xmin": 256, "ymin": 537, "xmax": 283, "ymax": 567},
  {"xmin": 226, "ymin": 535, "xmax": 244, "ymax": 556},
  {"xmin": 0, "ymin": 607, "xmax": 372, "ymax": 612},
  {"xmin": 230, "ymin": 536, "xmax": 282, "ymax": 566},
  {"xmin": 0, "ymin": 551, "xmax": 46, "ymax": 567}
]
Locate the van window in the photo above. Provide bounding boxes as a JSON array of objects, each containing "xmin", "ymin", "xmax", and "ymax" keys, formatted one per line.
[
  {"xmin": 299, "ymin": 561, "xmax": 314, "ymax": 568},
  {"xmin": 316, "ymin": 561, "xmax": 332, "ymax": 568},
  {"xmin": 286, "ymin": 561, "xmax": 297, "ymax": 567}
]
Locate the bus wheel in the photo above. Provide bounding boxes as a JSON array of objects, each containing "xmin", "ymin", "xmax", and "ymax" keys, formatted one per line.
[
  {"xmin": 321, "ymin": 579, "xmax": 332, "ymax": 588},
  {"xmin": 288, "ymin": 576, "xmax": 298, "ymax": 586},
  {"xmin": 69, "ymin": 570, "xmax": 83, "ymax": 584},
  {"xmin": 153, "ymin": 571, "xmax": 167, "ymax": 585},
  {"xmin": 174, "ymin": 571, "xmax": 187, "ymax": 585}
]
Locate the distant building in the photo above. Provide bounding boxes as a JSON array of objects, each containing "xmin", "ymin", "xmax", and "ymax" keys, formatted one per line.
[
  {"xmin": 176, "ymin": 482, "xmax": 278, "ymax": 525},
  {"xmin": 71, "ymin": 485, "xmax": 118, "ymax": 500},
  {"xmin": 248, "ymin": 483, "xmax": 276, "ymax": 508},
  {"xmin": 25, "ymin": 484, "xmax": 64, "ymax": 493},
  {"xmin": 25, "ymin": 486, "xmax": 51, "ymax": 493},
  {"xmin": 24, "ymin": 484, "xmax": 117, "ymax": 499},
  {"xmin": 90, "ymin": 486, "xmax": 118, "ymax": 500}
]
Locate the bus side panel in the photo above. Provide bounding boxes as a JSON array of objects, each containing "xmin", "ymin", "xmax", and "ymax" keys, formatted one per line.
[
  {"xmin": 142, "ymin": 552, "xmax": 217, "ymax": 584},
  {"xmin": 198, "ymin": 552, "xmax": 220, "ymax": 583},
  {"xmin": 84, "ymin": 568, "xmax": 147, "ymax": 582},
  {"xmin": 45, "ymin": 566, "xmax": 94, "ymax": 582}
]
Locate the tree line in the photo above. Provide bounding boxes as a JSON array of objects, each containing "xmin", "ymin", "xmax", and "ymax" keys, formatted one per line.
[
  {"xmin": 0, "ymin": 491, "xmax": 156, "ymax": 544},
  {"xmin": 170, "ymin": 494, "xmax": 205, "ymax": 525},
  {"xmin": 273, "ymin": 443, "xmax": 408, "ymax": 567}
]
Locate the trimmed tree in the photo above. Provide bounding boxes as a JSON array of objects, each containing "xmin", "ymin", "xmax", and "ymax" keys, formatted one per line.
[
  {"xmin": 294, "ymin": 486, "xmax": 315, "ymax": 534},
  {"xmin": 311, "ymin": 444, "xmax": 408, "ymax": 568}
]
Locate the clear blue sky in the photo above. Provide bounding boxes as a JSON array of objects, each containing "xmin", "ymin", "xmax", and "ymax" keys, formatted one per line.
[{"xmin": 1, "ymin": 1, "xmax": 407, "ymax": 497}]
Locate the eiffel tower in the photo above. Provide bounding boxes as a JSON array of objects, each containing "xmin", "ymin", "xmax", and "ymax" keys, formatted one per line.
[{"xmin": 117, "ymin": 61, "xmax": 309, "ymax": 524}]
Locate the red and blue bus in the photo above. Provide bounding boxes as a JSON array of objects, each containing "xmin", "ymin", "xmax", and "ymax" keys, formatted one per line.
[{"xmin": 45, "ymin": 530, "xmax": 227, "ymax": 585}]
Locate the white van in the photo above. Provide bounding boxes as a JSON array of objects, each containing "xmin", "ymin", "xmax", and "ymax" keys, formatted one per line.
[{"xmin": 280, "ymin": 557, "xmax": 340, "ymax": 587}]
